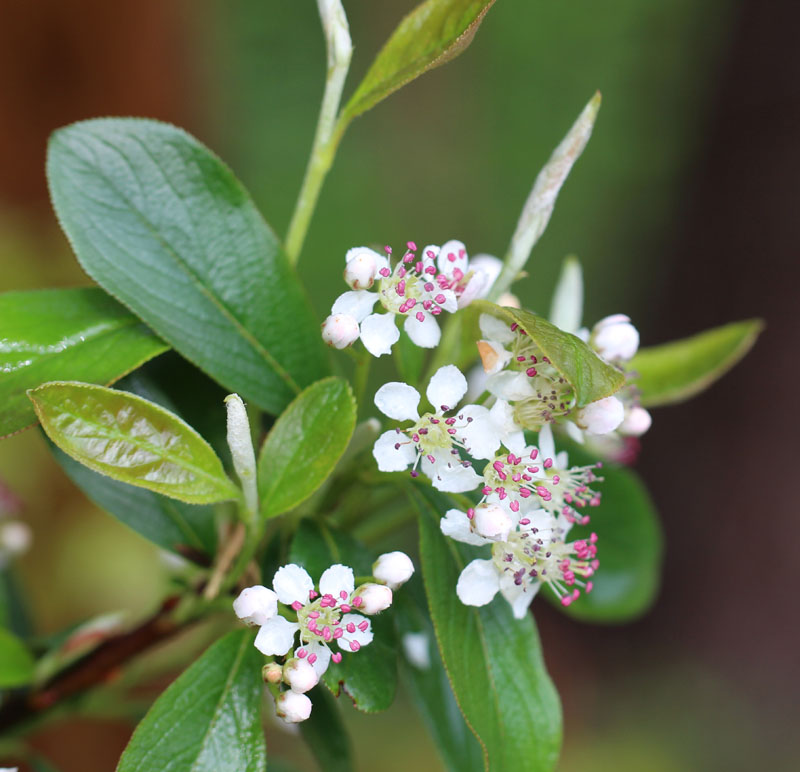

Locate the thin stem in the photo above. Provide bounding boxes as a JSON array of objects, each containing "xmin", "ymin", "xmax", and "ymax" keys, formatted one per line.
[
  {"xmin": 353, "ymin": 348, "xmax": 372, "ymax": 407},
  {"xmin": 203, "ymin": 521, "xmax": 246, "ymax": 600}
]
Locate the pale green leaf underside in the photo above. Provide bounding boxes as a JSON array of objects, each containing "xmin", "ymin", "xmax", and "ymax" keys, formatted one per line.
[{"xmin": 0, "ymin": 627, "xmax": 36, "ymax": 688}]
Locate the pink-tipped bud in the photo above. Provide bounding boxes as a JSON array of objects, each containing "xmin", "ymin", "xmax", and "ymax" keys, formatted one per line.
[
  {"xmin": 262, "ymin": 662, "xmax": 283, "ymax": 684},
  {"xmin": 576, "ymin": 396, "xmax": 625, "ymax": 435},
  {"xmin": 344, "ymin": 247, "xmax": 380, "ymax": 289},
  {"xmin": 372, "ymin": 551, "xmax": 415, "ymax": 590},
  {"xmin": 322, "ymin": 313, "xmax": 360, "ymax": 349},
  {"xmin": 233, "ymin": 585, "xmax": 278, "ymax": 627},
  {"xmin": 355, "ymin": 583, "xmax": 393, "ymax": 615},
  {"xmin": 283, "ymin": 657, "xmax": 319, "ymax": 694},
  {"xmin": 276, "ymin": 690, "xmax": 313, "ymax": 723},
  {"xmin": 618, "ymin": 405, "xmax": 652, "ymax": 437},
  {"xmin": 591, "ymin": 314, "xmax": 639, "ymax": 362},
  {"xmin": 471, "ymin": 503, "xmax": 513, "ymax": 542}
]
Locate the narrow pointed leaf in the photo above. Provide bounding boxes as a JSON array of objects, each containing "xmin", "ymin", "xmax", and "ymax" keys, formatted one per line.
[
  {"xmin": 630, "ymin": 319, "xmax": 763, "ymax": 407},
  {"xmin": 0, "ymin": 627, "xmax": 35, "ymax": 688},
  {"xmin": 548, "ymin": 256, "xmax": 583, "ymax": 334},
  {"xmin": 411, "ymin": 485, "xmax": 562, "ymax": 772},
  {"xmin": 0, "ymin": 288, "xmax": 167, "ymax": 438},
  {"xmin": 258, "ymin": 378, "xmax": 356, "ymax": 519},
  {"xmin": 299, "ymin": 686, "xmax": 355, "ymax": 772},
  {"xmin": 476, "ymin": 301, "xmax": 626, "ymax": 406},
  {"xmin": 117, "ymin": 630, "xmax": 266, "ymax": 772},
  {"xmin": 47, "ymin": 118, "xmax": 328, "ymax": 416},
  {"xmin": 341, "ymin": 0, "xmax": 497, "ymax": 124},
  {"xmin": 29, "ymin": 382, "xmax": 238, "ymax": 504}
]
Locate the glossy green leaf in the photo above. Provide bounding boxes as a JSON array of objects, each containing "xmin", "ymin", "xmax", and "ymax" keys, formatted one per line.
[
  {"xmin": 47, "ymin": 118, "xmax": 328, "ymax": 416},
  {"xmin": 288, "ymin": 519, "xmax": 372, "ymax": 579},
  {"xmin": 475, "ymin": 301, "xmax": 626, "ymax": 406},
  {"xmin": 341, "ymin": 0, "xmax": 496, "ymax": 124},
  {"xmin": 0, "ymin": 288, "xmax": 167, "ymax": 439},
  {"xmin": 258, "ymin": 378, "xmax": 356, "ymax": 519},
  {"xmin": 29, "ymin": 382, "xmax": 238, "ymax": 504},
  {"xmin": 117, "ymin": 630, "xmax": 266, "ymax": 772},
  {"xmin": 411, "ymin": 485, "xmax": 562, "ymax": 772},
  {"xmin": 630, "ymin": 319, "xmax": 763, "ymax": 407},
  {"xmin": 299, "ymin": 686, "xmax": 355, "ymax": 772},
  {"xmin": 553, "ymin": 443, "xmax": 662, "ymax": 623},
  {"xmin": 0, "ymin": 626, "xmax": 35, "ymax": 688}
]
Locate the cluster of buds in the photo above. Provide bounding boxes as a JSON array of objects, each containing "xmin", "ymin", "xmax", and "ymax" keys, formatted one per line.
[{"xmin": 233, "ymin": 552, "xmax": 414, "ymax": 723}]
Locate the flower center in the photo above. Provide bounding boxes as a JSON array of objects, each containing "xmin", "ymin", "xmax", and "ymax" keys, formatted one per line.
[{"xmin": 296, "ymin": 590, "xmax": 358, "ymax": 645}]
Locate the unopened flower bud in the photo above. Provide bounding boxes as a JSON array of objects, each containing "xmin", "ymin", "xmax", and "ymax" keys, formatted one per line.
[
  {"xmin": 283, "ymin": 657, "xmax": 319, "ymax": 693},
  {"xmin": 576, "ymin": 396, "xmax": 625, "ymax": 435},
  {"xmin": 618, "ymin": 405, "xmax": 652, "ymax": 437},
  {"xmin": 0, "ymin": 521, "xmax": 31, "ymax": 556},
  {"xmin": 344, "ymin": 247, "xmax": 379, "ymax": 289},
  {"xmin": 355, "ymin": 583, "xmax": 393, "ymax": 615},
  {"xmin": 225, "ymin": 394, "xmax": 258, "ymax": 514},
  {"xmin": 322, "ymin": 314, "xmax": 360, "ymax": 349},
  {"xmin": 262, "ymin": 662, "xmax": 283, "ymax": 684},
  {"xmin": 591, "ymin": 314, "xmax": 639, "ymax": 362},
  {"xmin": 472, "ymin": 503, "xmax": 513, "ymax": 541},
  {"xmin": 497, "ymin": 292, "xmax": 521, "ymax": 309},
  {"xmin": 233, "ymin": 585, "xmax": 278, "ymax": 626},
  {"xmin": 276, "ymin": 690, "xmax": 312, "ymax": 723},
  {"xmin": 372, "ymin": 551, "xmax": 414, "ymax": 590}
]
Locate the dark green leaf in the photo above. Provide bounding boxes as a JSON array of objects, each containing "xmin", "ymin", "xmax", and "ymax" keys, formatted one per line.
[
  {"xmin": 47, "ymin": 118, "xmax": 328, "ymax": 416},
  {"xmin": 117, "ymin": 630, "xmax": 266, "ymax": 772},
  {"xmin": 258, "ymin": 378, "xmax": 356, "ymax": 519},
  {"xmin": 288, "ymin": 519, "xmax": 372, "ymax": 579},
  {"xmin": 342, "ymin": 0, "xmax": 497, "ymax": 124},
  {"xmin": 29, "ymin": 381, "xmax": 238, "ymax": 504},
  {"xmin": 475, "ymin": 301, "xmax": 626, "ymax": 406},
  {"xmin": 0, "ymin": 626, "xmax": 35, "ymax": 688},
  {"xmin": 0, "ymin": 288, "xmax": 167, "ymax": 439},
  {"xmin": 411, "ymin": 484, "xmax": 562, "ymax": 772},
  {"xmin": 299, "ymin": 686, "xmax": 355, "ymax": 772},
  {"xmin": 630, "ymin": 319, "xmax": 763, "ymax": 407}
]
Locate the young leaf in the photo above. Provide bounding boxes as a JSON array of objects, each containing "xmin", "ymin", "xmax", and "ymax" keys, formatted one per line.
[
  {"xmin": 0, "ymin": 288, "xmax": 168, "ymax": 439},
  {"xmin": 548, "ymin": 256, "xmax": 583, "ymax": 335},
  {"xmin": 630, "ymin": 319, "xmax": 763, "ymax": 407},
  {"xmin": 0, "ymin": 627, "xmax": 35, "ymax": 688},
  {"xmin": 258, "ymin": 378, "xmax": 356, "ymax": 520},
  {"xmin": 47, "ymin": 118, "xmax": 328, "ymax": 416},
  {"xmin": 117, "ymin": 630, "xmax": 266, "ymax": 772},
  {"xmin": 29, "ymin": 382, "xmax": 238, "ymax": 505},
  {"xmin": 299, "ymin": 686, "xmax": 355, "ymax": 772},
  {"xmin": 411, "ymin": 484, "xmax": 562, "ymax": 772},
  {"xmin": 341, "ymin": 0, "xmax": 497, "ymax": 124},
  {"xmin": 475, "ymin": 301, "xmax": 626, "ymax": 406}
]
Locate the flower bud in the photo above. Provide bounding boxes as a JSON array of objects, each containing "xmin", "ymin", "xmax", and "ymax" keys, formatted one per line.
[
  {"xmin": 355, "ymin": 583, "xmax": 393, "ymax": 615},
  {"xmin": 233, "ymin": 585, "xmax": 278, "ymax": 627},
  {"xmin": 344, "ymin": 247, "xmax": 379, "ymax": 289},
  {"xmin": 0, "ymin": 521, "xmax": 31, "ymax": 556},
  {"xmin": 322, "ymin": 314, "xmax": 360, "ymax": 349},
  {"xmin": 262, "ymin": 662, "xmax": 283, "ymax": 684},
  {"xmin": 372, "ymin": 551, "xmax": 414, "ymax": 590},
  {"xmin": 497, "ymin": 292, "xmax": 521, "ymax": 309},
  {"xmin": 472, "ymin": 503, "xmax": 513, "ymax": 541},
  {"xmin": 276, "ymin": 690, "xmax": 313, "ymax": 723},
  {"xmin": 618, "ymin": 405, "xmax": 652, "ymax": 437},
  {"xmin": 591, "ymin": 314, "xmax": 639, "ymax": 362},
  {"xmin": 283, "ymin": 657, "xmax": 319, "ymax": 693},
  {"xmin": 576, "ymin": 396, "xmax": 625, "ymax": 435}
]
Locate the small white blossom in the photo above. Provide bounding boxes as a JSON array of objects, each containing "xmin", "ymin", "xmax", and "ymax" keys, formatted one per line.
[
  {"xmin": 372, "ymin": 551, "xmax": 414, "ymax": 590},
  {"xmin": 233, "ymin": 585, "xmax": 278, "ymax": 627},
  {"xmin": 402, "ymin": 631, "xmax": 431, "ymax": 670},
  {"xmin": 618, "ymin": 405, "xmax": 652, "ymax": 436},
  {"xmin": 590, "ymin": 314, "xmax": 639, "ymax": 362},
  {"xmin": 344, "ymin": 246, "xmax": 383, "ymax": 289},
  {"xmin": 575, "ymin": 395, "xmax": 625, "ymax": 435},
  {"xmin": 321, "ymin": 313, "xmax": 361, "ymax": 349},
  {"xmin": 434, "ymin": 242, "xmax": 501, "ymax": 308},
  {"xmin": 283, "ymin": 657, "xmax": 319, "ymax": 693},
  {"xmin": 355, "ymin": 582, "xmax": 393, "ymax": 614},
  {"xmin": 276, "ymin": 690, "xmax": 313, "ymax": 723}
]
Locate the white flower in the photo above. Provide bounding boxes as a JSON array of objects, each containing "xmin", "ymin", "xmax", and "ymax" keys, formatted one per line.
[
  {"xmin": 575, "ymin": 395, "xmax": 625, "ymax": 435},
  {"xmin": 590, "ymin": 314, "xmax": 639, "ymax": 362},
  {"xmin": 402, "ymin": 631, "xmax": 431, "ymax": 669},
  {"xmin": 321, "ymin": 313, "xmax": 361, "ymax": 349},
  {"xmin": 434, "ymin": 242, "xmax": 502, "ymax": 308},
  {"xmin": 283, "ymin": 657, "xmax": 319, "ymax": 693},
  {"xmin": 618, "ymin": 405, "xmax": 652, "ymax": 436},
  {"xmin": 355, "ymin": 583, "xmax": 393, "ymax": 614},
  {"xmin": 233, "ymin": 585, "xmax": 278, "ymax": 627},
  {"xmin": 372, "ymin": 365, "xmax": 503, "ymax": 492},
  {"xmin": 372, "ymin": 551, "xmax": 414, "ymax": 590},
  {"xmin": 276, "ymin": 690, "xmax": 313, "ymax": 723}
]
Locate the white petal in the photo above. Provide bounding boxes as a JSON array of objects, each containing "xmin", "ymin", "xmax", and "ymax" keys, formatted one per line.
[
  {"xmin": 619, "ymin": 406, "xmax": 652, "ymax": 437},
  {"xmin": 436, "ymin": 239, "xmax": 469, "ymax": 278},
  {"xmin": 254, "ymin": 615, "xmax": 299, "ymax": 656},
  {"xmin": 361, "ymin": 312, "xmax": 400, "ymax": 357},
  {"xmin": 499, "ymin": 573, "xmax": 539, "ymax": 619},
  {"xmin": 420, "ymin": 244, "xmax": 440, "ymax": 262},
  {"xmin": 437, "ymin": 289, "xmax": 458, "ymax": 314},
  {"xmin": 374, "ymin": 382, "xmax": 420, "ymax": 422},
  {"xmin": 319, "ymin": 564, "xmax": 355, "ymax": 599},
  {"xmin": 338, "ymin": 613, "xmax": 374, "ymax": 650},
  {"xmin": 273, "ymin": 564, "xmax": 314, "ymax": 606},
  {"xmin": 565, "ymin": 420, "xmax": 585, "ymax": 444},
  {"xmin": 233, "ymin": 585, "xmax": 278, "ymax": 626},
  {"xmin": 486, "ymin": 371, "xmax": 535, "ymax": 401},
  {"xmin": 428, "ymin": 460, "xmax": 482, "ymax": 493},
  {"xmin": 331, "ymin": 290, "xmax": 377, "ymax": 322},
  {"xmin": 345, "ymin": 246, "xmax": 383, "ymax": 265},
  {"xmin": 440, "ymin": 508, "xmax": 492, "ymax": 546},
  {"xmin": 404, "ymin": 313, "xmax": 441, "ymax": 348},
  {"xmin": 372, "ymin": 430, "xmax": 416, "ymax": 472},
  {"xmin": 456, "ymin": 559, "xmax": 500, "ymax": 607},
  {"xmin": 402, "ymin": 631, "xmax": 431, "ymax": 670},
  {"xmin": 459, "ymin": 404, "xmax": 501, "ymax": 460},
  {"xmin": 479, "ymin": 313, "xmax": 515, "ymax": 344},
  {"xmin": 426, "ymin": 365, "xmax": 468, "ymax": 411},
  {"xmin": 465, "ymin": 364, "xmax": 490, "ymax": 402},
  {"xmin": 458, "ymin": 272, "xmax": 489, "ymax": 308},
  {"xmin": 537, "ymin": 423, "xmax": 556, "ymax": 463},
  {"xmin": 576, "ymin": 396, "xmax": 625, "ymax": 435},
  {"xmin": 300, "ymin": 641, "xmax": 332, "ymax": 677},
  {"xmin": 470, "ymin": 254, "xmax": 503, "ymax": 290}
]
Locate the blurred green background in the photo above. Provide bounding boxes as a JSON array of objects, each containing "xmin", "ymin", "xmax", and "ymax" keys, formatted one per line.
[{"xmin": 0, "ymin": 1, "xmax": 795, "ymax": 770}]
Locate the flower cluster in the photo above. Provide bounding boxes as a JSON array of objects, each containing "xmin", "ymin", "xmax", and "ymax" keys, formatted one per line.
[{"xmin": 234, "ymin": 552, "xmax": 413, "ymax": 723}]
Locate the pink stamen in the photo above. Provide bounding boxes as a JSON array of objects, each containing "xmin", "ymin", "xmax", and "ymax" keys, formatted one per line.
[
  {"xmin": 291, "ymin": 601, "xmax": 303, "ymax": 611},
  {"xmin": 350, "ymin": 640, "xmax": 361, "ymax": 652},
  {"xmin": 308, "ymin": 653, "xmax": 318, "ymax": 664},
  {"xmin": 332, "ymin": 652, "xmax": 343, "ymax": 663}
]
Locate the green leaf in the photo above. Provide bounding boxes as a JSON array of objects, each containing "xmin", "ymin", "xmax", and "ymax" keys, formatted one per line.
[
  {"xmin": 47, "ymin": 118, "xmax": 328, "ymax": 416},
  {"xmin": 299, "ymin": 686, "xmax": 355, "ymax": 772},
  {"xmin": 117, "ymin": 630, "xmax": 266, "ymax": 772},
  {"xmin": 288, "ymin": 520, "xmax": 373, "ymax": 579},
  {"xmin": 548, "ymin": 256, "xmax": 583, "ymax": 335},
  {"xmin": 411, "ymin": 484, "xmax": 562, "ymax": 772},
  {"xmin": 0, "ymin": 288, "xmax": 168, "ymax": 439},
  {"xmin": 394, "ymin": 329, "xmax": 426, "ymax": 385},
  {"xmin": 630, "ymin": 319, "xmax": 763, "ymax": 407},
  {"xmin": 553, "ymin": 442, "xmax": 662, "ymax": 623},
  {"xmin": 0, "ymin": 626, "xmax": 35, "ymax": 688},
  {"xmin": 29, "ymin": 381, "xmax": 238, "ymax": 504},
  {"xmin": 341, "ymin": 0, "xmax": 497, "ymax": 124},
  {"xmin": 258, "ymin": 378, "xmax": 356, "ymax": 519},
  {"xmin": 475, "ymin": 301, "xmax": 626, "ymax": 406}
]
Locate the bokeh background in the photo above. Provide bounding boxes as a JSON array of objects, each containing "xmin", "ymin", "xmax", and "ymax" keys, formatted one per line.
[{"xmin": 0, "ymin": 1, "xmax": 796, "ymax": 769}]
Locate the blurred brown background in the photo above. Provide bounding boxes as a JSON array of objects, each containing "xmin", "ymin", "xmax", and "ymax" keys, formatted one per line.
[{"xmin": 0, "ymin": 0, "xmax": 796, "ymax": 770}]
